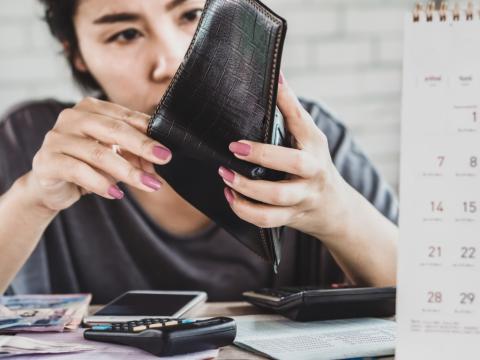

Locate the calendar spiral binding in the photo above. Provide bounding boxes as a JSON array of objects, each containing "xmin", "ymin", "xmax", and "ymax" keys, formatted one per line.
[{"xmin": 413, "ymin": 1, "xmax": 479, "ymax": 22}]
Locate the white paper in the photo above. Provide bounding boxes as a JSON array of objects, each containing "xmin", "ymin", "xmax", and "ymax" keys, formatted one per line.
[
  {"xmin": 233, "ymin": 315, "xmax": 395, "ymax": 360},
  {"xmin": 0, "ymin": 335, "xmax": 94, "ymax": 357},
  {"xmin": 397, "ymin": 12, "xmax": 480, "ymax": 359},
  {"xmin": 14, "ymin": 330, "xmax": 219, "ymax": 360}
]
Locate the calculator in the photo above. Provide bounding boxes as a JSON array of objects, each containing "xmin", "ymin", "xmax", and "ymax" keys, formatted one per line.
[{"xmin": 83, "ymin": 316, "xmax": 236, "ymax": 356}]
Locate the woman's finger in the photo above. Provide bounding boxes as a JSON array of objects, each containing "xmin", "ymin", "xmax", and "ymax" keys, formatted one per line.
[
  {"xmin": 276, "ymin": 72, "xmax": 317, "ymax": 147},
  {"xmin": 224, "ymin": 188, "xmax": 297, "ymax": 228},
  {"xmin": 116, "ymin": 149, "xmax": 158, "ymax": 180},
  {"xmin": 46, "ymin": 131, "xmax": 163, "ymax": 193},
  {"xmin": 140, "ymin": 156, "xmax": 158, "ymax": 176},
  {"xmin": 229, "ymin": 140, "xmax": 322, "ymax": 178},
  {"xmin": 45, "ymin": 153, "xmax": 124, "ymax": 200},
  {"xmin": 218, "ymin": 166, "xmax": 307, "ymax": 206},
  {"xmin": 74, "ymin": 97, "xmax": 151, "ymax": 133},
  {"xmin": 116, "ymin": 147, "xmax": 141, "ymax": 168},
  {"xmin": 57, "ymin": 110, "xmax": 171, "ymax": 165},
  {"xmin": 81, "ymin": 112, "xmax": 172, "ymax": 164}
]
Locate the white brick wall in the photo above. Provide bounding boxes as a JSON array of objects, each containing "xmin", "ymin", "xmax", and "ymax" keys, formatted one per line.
[
  {"xmin": 0, "ymin": 0, "xmax": 418, "ymax": 191},
  {"xmin": 0, "ymin": 0, "xmax": 82, "ymax": 112}
]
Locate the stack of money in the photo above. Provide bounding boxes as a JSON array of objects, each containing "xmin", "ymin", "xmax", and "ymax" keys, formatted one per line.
[
  {"xmin": 0, "ymin": 335, "xmax": 93, "ymax": 357},
  {"xmin": 0, "ymin": 294, "xmax": 92, "ymax": 333}
]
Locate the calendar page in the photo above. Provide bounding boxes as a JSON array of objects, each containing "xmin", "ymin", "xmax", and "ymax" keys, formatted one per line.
[{"xmin": 397, "ymin": 5, "xmax": 480, "ymax": 359}]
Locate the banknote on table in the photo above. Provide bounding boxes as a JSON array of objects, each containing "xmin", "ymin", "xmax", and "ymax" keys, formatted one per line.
[
  {"xmin": 0, "ymin": 335, "xmax": 94, "ymax": 357},
  {"xmin": 0, "ymin": 294, "xmax": 92, "ymax": 333},
  {"xmin": 0, "ymin": 305, "xmax": 28, "ymax": 330},
  {"xmin": 64, "ymin": 297, "xmax": 90, "ymax": 331}
]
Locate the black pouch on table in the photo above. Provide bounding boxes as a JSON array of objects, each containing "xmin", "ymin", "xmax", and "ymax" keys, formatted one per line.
[{"xmin": 243, "ymin": 286, "xmax": 397, "ymax": 321}]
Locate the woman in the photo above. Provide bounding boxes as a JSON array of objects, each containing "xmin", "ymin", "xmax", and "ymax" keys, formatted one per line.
[{"xmin": 0, "ymin": 0, "xmax": 398, "ymax": 303}]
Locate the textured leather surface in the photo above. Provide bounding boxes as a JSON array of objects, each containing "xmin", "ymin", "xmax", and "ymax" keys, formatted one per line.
[{"xmin": 147, "ymin": 0, "xmax": 288, "ymax": 271}]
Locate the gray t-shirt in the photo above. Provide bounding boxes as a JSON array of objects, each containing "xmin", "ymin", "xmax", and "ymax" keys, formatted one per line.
[{"xmin": 0, "ymin": 98, "xmax": 398, "ymax": 303}]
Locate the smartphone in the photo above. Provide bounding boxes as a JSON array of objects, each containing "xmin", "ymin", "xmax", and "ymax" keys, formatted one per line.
[{"xmin": 83, "ymin": 290, "xmax": 207, "ymax": 324}]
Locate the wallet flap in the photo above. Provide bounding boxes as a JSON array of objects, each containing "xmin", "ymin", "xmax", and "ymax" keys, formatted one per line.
[
  {"xmin": 148, "ymin": 0, "xmax": 287, "ymax": 180},
  {"xmin": 147, "ymin": 0, "xmax": 288, "ymax": 269}
]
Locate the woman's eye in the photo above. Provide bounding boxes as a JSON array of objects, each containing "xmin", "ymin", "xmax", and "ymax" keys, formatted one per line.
[
  {"xmin": 181, "ymin": 8, "xmax": 203, "ymax": 23},
  {"xmin": 107, "ymin": 28, "xmax": 142, "ymax": 43}
]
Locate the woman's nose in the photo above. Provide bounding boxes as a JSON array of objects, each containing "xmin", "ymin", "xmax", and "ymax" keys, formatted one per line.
[{"xmin": 150, "ymin": 31, "xmax": 188, "ymax": 83}]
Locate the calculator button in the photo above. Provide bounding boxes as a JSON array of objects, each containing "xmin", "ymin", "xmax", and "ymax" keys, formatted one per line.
[
  {"xmin": 148, "ymin": 323, "xmax": 164, "ymax": 329},
  {"xmin": 164, "ymin": 320, "xmax": 178, "ymax": 327},
  {"xmin": 92, "ymin": 325, "xmax": 112, "ymax": 331},
  {"xmin": 132, "ymin": 325, "xmax": 147, "ymax": 332}
]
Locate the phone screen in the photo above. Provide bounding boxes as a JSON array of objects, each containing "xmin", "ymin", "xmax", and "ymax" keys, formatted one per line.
[{"xmin": 95, "ymin": 293, "xmax": 199, "ymax": 316}]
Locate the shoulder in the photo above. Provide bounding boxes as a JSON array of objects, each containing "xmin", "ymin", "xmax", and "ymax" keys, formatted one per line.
[
  {"xmin": 299, "ymin": 97, "xmax": 347, "ymax": 134},
  {"xmin": 1, "ymin": 98, "xmax": 73, "ymax": 133},
  {"xmin": 298, "ymin": 97, "xmax": 399, "ymax": 223},
  {"xmin": 0, "ymin": 99, "xmax": 74, "ymax": 193},
  {"xmin": 299, "ymin": 97, "xmax": 344, "ymax": 128},
  {"xmin": 298, "ymin": 97, "xmax": 349, "ymax": 158},
  {"xmin": 0, "ymin": 98, "xmax": 73, "ymax": 153}
]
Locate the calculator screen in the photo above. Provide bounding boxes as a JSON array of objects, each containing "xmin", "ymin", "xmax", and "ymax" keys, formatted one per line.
[{"xmin": 95, "ymin": 293, "xmax": 199, "ymax": 316}]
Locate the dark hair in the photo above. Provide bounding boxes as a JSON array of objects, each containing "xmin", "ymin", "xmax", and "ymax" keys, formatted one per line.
[{"xmin": 39, "ymin": 0, "xmax": 101, "ymax": 93}]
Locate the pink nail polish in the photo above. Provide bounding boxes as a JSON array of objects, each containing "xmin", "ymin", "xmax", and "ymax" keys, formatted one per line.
[
  {"xmin": 141, "ymin": 173, "xmax": 162, "ymax": 190},
  {"xmin": 218, "ymin": 166, "xmax": 235, "ymax": 183},
  {"xmin": 224, "ymin": 187, "xmax": 234, "ymax": 204},
  {"xmin": 153, "ymin": 145, "xmax": 171, "ymax": 161},
  {"xmin": 108, "ymin": 185, "xmax": 124, "ymax": 200},
  {"xmin": 229, "ymin": 142, "xmax": 251, "ymax": 157},
  {"xmin": 279, "ymin": 71, "xmax": 284, "ymax": 85}
]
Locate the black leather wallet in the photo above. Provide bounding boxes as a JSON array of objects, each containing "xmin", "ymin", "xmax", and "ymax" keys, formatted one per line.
[{"xmin": 147, "ymin": 0, "xmax": 288, "ymax": 272}]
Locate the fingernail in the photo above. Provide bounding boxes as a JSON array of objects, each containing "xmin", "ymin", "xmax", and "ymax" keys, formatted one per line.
[
  {"xmin": 279, "ymin": 71, "xmax": 284, "ymax": 85},
  {"xmin": 108, "ymin": 184, "xmax": 124, "ymax": 200},
  {"xmin": 224, "ymin": 187, "xmax": 234, "ymax": 204},
  {"xmin": 141, "ymin": 172, "xmax": 162, "ymax": 190},
  {"xmin": 218, "ymin": 166, "xmax": 235, "ymax": 183},
  {"xmin": 229, "ymin": 142, "xmax": 251, "ymax": 156},
  {"xmin": 153, "ymin": 145, "xmax": 171, "ymax": 161}
]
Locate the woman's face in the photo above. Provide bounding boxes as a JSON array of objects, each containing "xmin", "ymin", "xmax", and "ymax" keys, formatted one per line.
[{"xmin": 73, "ymin": 0, "xmax": 205, "ymax": 114}]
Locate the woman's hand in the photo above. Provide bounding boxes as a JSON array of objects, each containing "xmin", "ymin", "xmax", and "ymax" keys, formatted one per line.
[
  {"xmin": 27, "ymin": 97, "xmax": 171, "ymax": 212},
  {"xmin": 219, "ymin": 73, "xmax": 398, "ymax": 287},
  {"xmin": 218, "ymin": 73, "xmax": 354, "ymax": 242}
]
